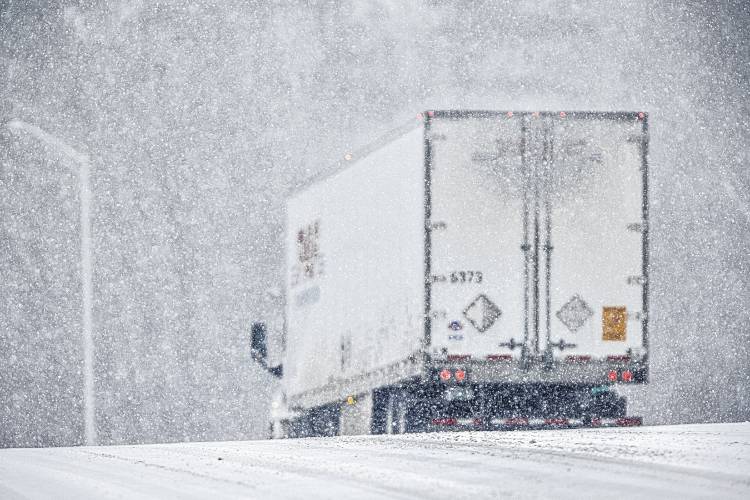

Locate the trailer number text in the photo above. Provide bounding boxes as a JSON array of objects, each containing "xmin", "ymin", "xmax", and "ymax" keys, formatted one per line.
[{"xmin": 449, "ymin": 271, "xmax": 483, "ymax": 284}]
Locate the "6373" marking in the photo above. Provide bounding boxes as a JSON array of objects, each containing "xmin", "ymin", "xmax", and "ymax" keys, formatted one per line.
[{"xmin": 450, "ymin": 271, "xmax": 483, "ymax": 284}]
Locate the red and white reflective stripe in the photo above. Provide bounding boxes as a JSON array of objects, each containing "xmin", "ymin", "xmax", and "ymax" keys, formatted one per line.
[
  {"xmin": 486, "ymin": 354, "xmax": 513, "ymax": 361},
  {"xmin": 471, "ymin": 416, "xmax": 644, "ymax": 428},
  {"xmin": 616, "ymin": 417, "xmax": 642, "ymax": 426},
  {"xmin": 431, "ymin": 418, "xmax": 457, "ymax": 426},
  {"xmin": 591, "ymin": 417, "xmax": 643, "ymax": 427},
  {"xmin": 607, "ymin": 355, "xmax": 631, "ymax": 362},
  {"xmin": 433, "ymin": 418, "xmax": 484, "ymax": 427},
  {"xmin": 505, "ymin": 417, "xmax": 530, "ymax": 427},
  {"xmin": 446, "ymin": 354, "xmax": 471, "ymax": 361},
  {"xmin": 491, "ymin": 417, "xmax": 532, "ymax": 427},
  {"xmin": 565, "ymin": 355, "xmax": 592, "ymax": 363},
  {"xmin": 456, "ymin": 418, "xmax": 476, "ymax": 426},
  {"xmin": 544, "ymin": 418, "xmax": 569, "ymax": 426}
]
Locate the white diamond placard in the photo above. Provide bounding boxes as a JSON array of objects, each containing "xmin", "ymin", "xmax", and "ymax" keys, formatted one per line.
[
  {"xmin": 463, "ymin": 294, "xmax": 502, "ymax": 333},
  {"xmin": 556, "ymin": 295, "xmax": 593, "ymax": 333}
]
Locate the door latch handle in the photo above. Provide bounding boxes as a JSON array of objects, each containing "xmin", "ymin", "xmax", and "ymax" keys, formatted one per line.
[{"xmin": 548, "ymin": 339, "xmax": 577, "ymax": 351}]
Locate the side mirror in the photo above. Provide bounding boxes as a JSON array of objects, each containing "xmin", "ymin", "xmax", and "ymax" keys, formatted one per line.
[
  {"xmin": 251, "ymin": 322, "xmax": 268, "ymax": 363},
  {"xmin": 251, "ymin": 321, "xmax": 283, "ymax": 378}
]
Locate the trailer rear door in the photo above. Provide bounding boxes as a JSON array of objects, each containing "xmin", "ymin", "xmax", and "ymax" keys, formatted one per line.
[
  {"xmin": 541, "ymin": 115, "xmax": 647, "ymax": 362},
  {"xmin": 426, "ymin": 112, "xmax": 648, "ymax": 365},
  {"xmin": 427, "ymin": 114, "xmax": 527, "ymax": 360}
]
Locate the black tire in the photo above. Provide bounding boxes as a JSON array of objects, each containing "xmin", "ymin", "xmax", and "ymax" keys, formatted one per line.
[{"xmin": 590, "ymin": 391, "xmax": 626, "ymax": 418}]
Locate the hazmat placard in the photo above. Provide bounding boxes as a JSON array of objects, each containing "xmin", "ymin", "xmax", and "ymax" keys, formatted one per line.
[{"xmin": 602, "ymin": 307, "xmax": 627, "ymax": 341}]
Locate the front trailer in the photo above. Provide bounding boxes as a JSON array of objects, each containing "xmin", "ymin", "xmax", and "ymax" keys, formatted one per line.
[{"xmin": 274, "ymin": 111, "xmax": 649, "ymax": 438}]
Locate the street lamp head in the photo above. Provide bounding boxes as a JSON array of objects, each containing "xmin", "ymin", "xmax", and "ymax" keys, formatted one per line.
[{"xmin": 5, "ymin": 119, "xmax": 91, "ymax": 165}]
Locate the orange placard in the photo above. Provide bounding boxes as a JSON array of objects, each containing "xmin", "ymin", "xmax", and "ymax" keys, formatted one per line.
[{"xmin": 602, "ymin": 307, "xmax": 627, "ymax": 341}]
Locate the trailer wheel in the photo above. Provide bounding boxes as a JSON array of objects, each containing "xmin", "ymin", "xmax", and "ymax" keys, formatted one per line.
[{"xmin": 590, "ymin": 391, "xmax": 627, "ymax": 418}]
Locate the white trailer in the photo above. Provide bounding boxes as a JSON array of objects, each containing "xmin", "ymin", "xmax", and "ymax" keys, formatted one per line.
[{"xmin": 267, "ymin": 111, "xmax": 649, "ymax": 436}]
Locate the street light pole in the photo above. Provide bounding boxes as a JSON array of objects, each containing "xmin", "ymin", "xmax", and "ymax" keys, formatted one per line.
[
  {"xmin": 78, "ymin": 150, "xmax": 95, "ymax": 447},
  {"xmin": 6, "ymin": 120, "xmax": 96, "ymax": 446}
]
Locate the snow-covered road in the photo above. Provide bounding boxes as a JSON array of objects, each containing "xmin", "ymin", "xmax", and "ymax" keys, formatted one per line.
[{"xmin": 1, "ymin": 422, "xmax": 748, "ymax": 499}]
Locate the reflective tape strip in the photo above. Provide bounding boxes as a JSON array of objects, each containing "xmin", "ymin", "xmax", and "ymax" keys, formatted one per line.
[
  {"xmin": 486, "ymin": 354, "xmax": 513, "ymax": 361},
  {"xmin": 616, "ymin": 417, "xmax": 642, "ymax": 427},
  {"xmin": 490, "ymin": 418, "xmax": 530, "ymax": 426},
  {"xmin": 430, "ymin": 418, "xmax": 457, "ymax": 426},
  {"xmin": 504, "ymin": 418, "xmax": 529, "ymax": 426},
  {"xmin": 591, "ymin": 417, "xmax": 642, "ymax": 427},
  {"xmin": 544, "ymin": 418, "xmax": 569, "ymax": 426}
]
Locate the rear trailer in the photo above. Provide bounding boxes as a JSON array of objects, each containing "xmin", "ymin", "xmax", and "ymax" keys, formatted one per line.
[{"xmin": 281, "ymin": 111, "xmax": 649, "ymax": 436}]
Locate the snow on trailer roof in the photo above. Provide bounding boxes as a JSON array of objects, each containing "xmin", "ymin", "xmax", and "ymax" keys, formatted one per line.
[
  {"xmin": 286, "ymin": 117, "xmax": 422, "ymax": 199},
  {"xmin": 287, "ymin": 109, "xmax": 648, "ymax": 200}
]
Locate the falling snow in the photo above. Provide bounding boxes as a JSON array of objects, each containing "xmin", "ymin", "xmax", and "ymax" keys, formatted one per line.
[{"xmin": 0, "ymin": 0, "xmax": 747, "ymax": 459}]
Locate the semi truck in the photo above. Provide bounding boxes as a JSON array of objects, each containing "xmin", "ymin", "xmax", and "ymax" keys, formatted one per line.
[{"xmin": 255, "ymin": 110, "xmax": 649, "ymax": 437}]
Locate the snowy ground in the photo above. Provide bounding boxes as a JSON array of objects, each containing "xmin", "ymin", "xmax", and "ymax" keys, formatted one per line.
[{"xmin": 1, "ymin": 422, "xmax": 748, "ymax": 499}]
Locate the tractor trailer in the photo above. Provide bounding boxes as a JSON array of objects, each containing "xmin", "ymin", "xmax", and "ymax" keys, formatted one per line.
[{"xmin": 257, "ymin": 110, "xmax": 649, "ymax": 437}]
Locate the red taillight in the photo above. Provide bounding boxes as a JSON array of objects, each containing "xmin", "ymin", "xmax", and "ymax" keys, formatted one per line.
[
  {"xmin": 622, "ymin": 370, "xmax": 633, "ymax": 382},
  {"xmin": 427, "ymin": 110, "xmax": 435, "ymax": 117},
  {"xmin": 454, "ymin": 369, "xmax": 466, "ymax": 382},
  {"xmin": 608, "ymin": 370, "xmax": 618, "ymax": 382},
  {"xmin": 439, "ymin": 369, "xmax": 452, "ymax": 381},
  {"xmin": 559, "ymin": 111, "xmax": 567, "ymax": 118},
  {"xmin": 506, "ymin": 111, "xmax": 514, "ymax": 118},
  {"xmin": 638, "ymin": 112, "xmax": 645, "ymax": 120}
]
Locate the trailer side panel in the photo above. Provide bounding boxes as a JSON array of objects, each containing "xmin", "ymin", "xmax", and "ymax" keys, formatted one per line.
[{"xmin": 284, "ymin": 126, "xmax": 425, "ymax": 406}]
